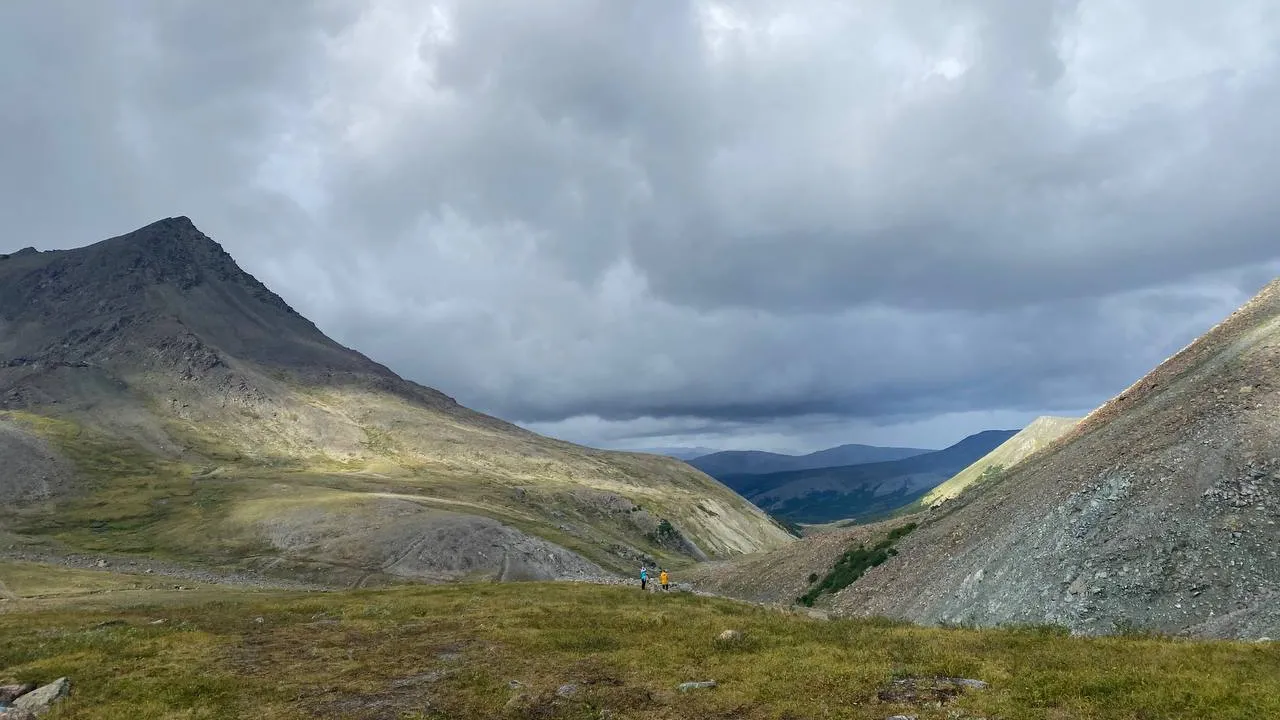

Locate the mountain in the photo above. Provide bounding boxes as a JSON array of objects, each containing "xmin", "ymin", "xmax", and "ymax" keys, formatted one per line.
[
  {"xmin": 720, "ymin": 430, "xmax": 1017, "ymax": 524},
  {"xmin": 0, "ymin": 217, "xmax": 793, "ymax": 585},
  {"xmin": 919, "ymin": 415, "xmax": 1081, "ymax": 508},
  {"xmin": 829, "ymin": 278, "xmax": 1280, "ymax": 638},
  {"xmin": 688, "ymin": 443, "xmax": 933, "ymax": 477},
  {"xmin": 628, "ymin": 446, "xmax": 721, "ymax": 460}
]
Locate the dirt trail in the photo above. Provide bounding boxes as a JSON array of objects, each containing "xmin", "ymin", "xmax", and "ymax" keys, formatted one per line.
[{"xmin": 0, "ymin": 548, "xmax": 335, "ymax": 592}]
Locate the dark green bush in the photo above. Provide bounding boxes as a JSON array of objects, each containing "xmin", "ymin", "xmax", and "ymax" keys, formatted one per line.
[{"xmin": 796, "ymin": 523, "xmax": 918, "ymax": 606}]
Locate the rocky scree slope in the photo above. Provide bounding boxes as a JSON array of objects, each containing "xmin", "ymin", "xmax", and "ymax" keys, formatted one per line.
[
  {"xmin": 0, "ymin": 217, "xmax": 793, "ymax": 584},
  {"xmin": 834, "ymin": 278, "xmax": 1280, "ymax": 639}
]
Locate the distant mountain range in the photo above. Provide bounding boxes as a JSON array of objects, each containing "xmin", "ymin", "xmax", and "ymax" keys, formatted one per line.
[
  {"xmin": 687, "ymin": 443, "xmax": 933, "ymax": 477},
  {"xmin": 718, "ymin": 430, "xmax": 1018, "ymax": 524},
  {"xmin": 627, "ymin": 446, "xmax": 722, "ymax": 460}
]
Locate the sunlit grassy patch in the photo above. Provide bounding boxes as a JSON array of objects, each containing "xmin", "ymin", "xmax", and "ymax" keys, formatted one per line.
[{"xmin": 1, "ymin": 573, "xmax": 1277, "ymax": 720}]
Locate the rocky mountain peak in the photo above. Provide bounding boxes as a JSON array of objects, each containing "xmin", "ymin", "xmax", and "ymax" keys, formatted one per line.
[
  {"xmin": 1, "ymin": 217, "xmax": 456, "ymax": 407},
  {"xmin": 1, "ymin": 217, "xmax": 302, "ymax": 324},
  {"xmin": 92, "ymin": 216, "xmax": 244, "ymax": 289}
]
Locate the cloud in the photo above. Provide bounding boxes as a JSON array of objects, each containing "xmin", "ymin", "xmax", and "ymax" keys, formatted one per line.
[{"xmin": 3, "ymin": 1, "xmax": 1279, "ymax": 449}]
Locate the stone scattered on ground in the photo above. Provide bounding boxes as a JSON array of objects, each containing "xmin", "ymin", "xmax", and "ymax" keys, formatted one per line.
[
  {"xmin": 877, "ymin": 677, "xmax": 987, "ymax": 705},
  {"xmin": 556, "ymin": 683, "xmax": 579, "ymax": 698},
  {"xmin": 677, "ymin": 681, "xmax": 717, "ymax": 692},
  {"xmin": 8, "ymin": 677, "xmax": 70, "ymax": 717},
  {"xmin": 390, "ymin": 671, "xmax": 447, "ymax": 689},
  {"xmin": 885, "ymin": 715, "xmax": 919, "ymax": 720},
  {"xmin": 716, "ymin": 629, "xmax": 743, "ymax": 642}
]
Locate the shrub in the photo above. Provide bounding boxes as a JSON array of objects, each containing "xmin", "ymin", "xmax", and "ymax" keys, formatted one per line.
[
  {"xmin": 796, "ymin": 523, "xmax": 918, "ymax": 606},
  {"xmin": 648, "ymin": 518, "xmax": 688, "ymax": 551}
]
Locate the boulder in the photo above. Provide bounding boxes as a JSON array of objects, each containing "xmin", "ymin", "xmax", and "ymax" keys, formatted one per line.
[
  {"xmin": 11, "ymin": 678, "xmax": 69, "ymax": 716},
  {"xmin": 716, "ymin": 629, "xmax": 743, "ymax": 643},
  {"xmin": 677, "ymin": 681, "xmax": 717, "ymax": 692}
]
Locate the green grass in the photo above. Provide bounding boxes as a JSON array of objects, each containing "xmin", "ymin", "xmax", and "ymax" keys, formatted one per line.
[
  {"xmin": 1, "ymin": 563, "xmax": 1277, "ymax": 719},
  {"xmin": 4, "ymin": 407, "xmax": 755, "ymax": 576},
  {"xmin": 798, "ymin": 523, "xmax": 918, "ymax": 606}
]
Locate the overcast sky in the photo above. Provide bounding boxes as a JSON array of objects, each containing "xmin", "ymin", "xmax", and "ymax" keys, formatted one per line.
[{"xmin": 3, "ymin": 1, "xmax": 1280, "ymax": 453}]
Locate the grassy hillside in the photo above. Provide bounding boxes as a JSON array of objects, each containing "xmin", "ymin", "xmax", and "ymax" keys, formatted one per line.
[
  {"xmin": 0, "ymin": 218, "xmax": 792, "ymax": 582},
  {"xmin": 2, "ymin": 560, "xmax": 1278, "ymax": 719},
  {"xmin": 919, "ymin": 416, "xmax": 1080, "ymax": 508},
  {"xmin": 2, "ymin": 388, "xmax": 788, "ymax": 581}
]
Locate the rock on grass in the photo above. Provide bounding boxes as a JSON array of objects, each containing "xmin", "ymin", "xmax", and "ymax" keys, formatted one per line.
[
  {"xmin": 11, "ymin": 678, "xmax": 69, "ymax": 716},
  {"xmin": 677, "ymin": 681, "xmax": 717, "ymax": 692}
]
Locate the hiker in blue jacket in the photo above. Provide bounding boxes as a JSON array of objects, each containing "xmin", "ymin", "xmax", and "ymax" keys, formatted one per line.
[{"xmin": 640, "ymin": 566, "xmax": 648, "ymax": 590}]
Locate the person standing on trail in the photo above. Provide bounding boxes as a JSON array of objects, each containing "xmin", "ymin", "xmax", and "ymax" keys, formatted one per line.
[
  {"xmin": 640, "ymin": 566, "xmax": 648, "ymax": 590},
  {"xmin": 659, "ymin": 569, "xmax": 669, "ymax": 591}
]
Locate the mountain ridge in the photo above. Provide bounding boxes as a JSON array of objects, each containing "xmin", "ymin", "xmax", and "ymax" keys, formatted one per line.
[
  {"xmin": 720, "ymin": 429, "xmax": 1018, "ymax": 524},
  {"xmin": 688, "ymin": 442, "xmax": 933, "ymax": 477},
  {"xmin": 920, "ymin": 415, "xmax": 1081, "ymax": 508},
  {"xmin": 1, "ymin": 217, "xmax": 793, "ymax": 585}
]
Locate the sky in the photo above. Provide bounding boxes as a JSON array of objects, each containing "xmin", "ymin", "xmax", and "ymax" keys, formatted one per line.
[{"xmin": 3, "ymin": 1, "xmax": 1280, "ymax": 453}]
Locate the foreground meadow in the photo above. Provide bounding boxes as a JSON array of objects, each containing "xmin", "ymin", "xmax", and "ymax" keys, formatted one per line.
[{"xmin": 1, "ymin": 561, "xmax": 1277, "ymax": 719}]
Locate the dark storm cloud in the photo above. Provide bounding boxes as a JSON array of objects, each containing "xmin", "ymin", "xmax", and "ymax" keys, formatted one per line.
[{"xmin": 2, "ymin": 0, "xmax": 1279, "ymax": 449}]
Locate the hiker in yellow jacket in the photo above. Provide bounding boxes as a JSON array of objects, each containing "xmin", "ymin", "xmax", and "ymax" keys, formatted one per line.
[{"xmin": 659, "ymin": 569, "xmax": 669, "ymax": 591}]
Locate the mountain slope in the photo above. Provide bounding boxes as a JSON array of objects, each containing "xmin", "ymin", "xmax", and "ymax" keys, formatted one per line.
[
  {"xmin": 721, "ymin": 430, "xmax": 1017, "ymax": 524},
  {"xmin": 920, "ymin": 415, "xmax": 1081, "ymax": 508},
  {"xmin": 831, "ymin": 278, "xmax": 1280, "ymax": 638},
  {"xmin": 688, "ymin": 443, "xmax": 931, "ymax": 477},
  {"xmin": 0, "ymin": 217, "xmax": 793, "ymax": 583}
]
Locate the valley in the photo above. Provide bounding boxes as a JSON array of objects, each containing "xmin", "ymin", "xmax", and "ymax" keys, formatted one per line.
[
  {"xmin": 4, "ymin": 218, "xmax": 1280, "ymax": 718},
  {"xmin": 707, "ymin": 430, "xmax": 1017, "ymax": 524},
  {"xmin": 5, "ymin": 1, "xmax": 1280, "ymax": 715}
]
